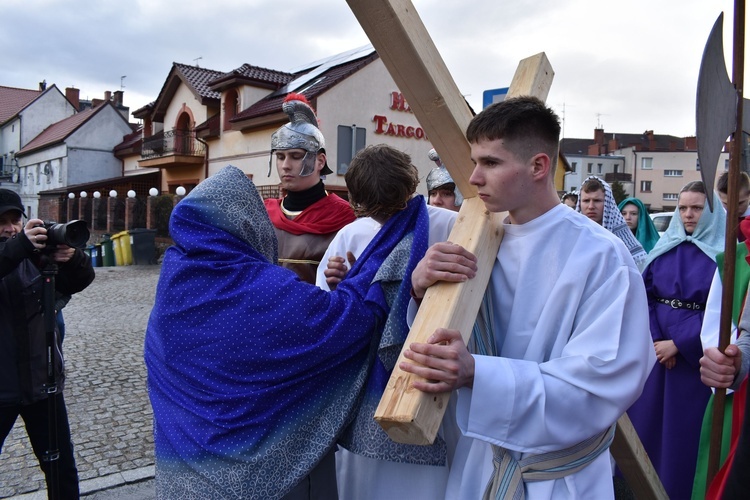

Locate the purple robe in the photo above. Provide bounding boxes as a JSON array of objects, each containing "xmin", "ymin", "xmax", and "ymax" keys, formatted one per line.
[{"xmin": 627, "ymin": 242, "xmax": 715, "ymax": 499}]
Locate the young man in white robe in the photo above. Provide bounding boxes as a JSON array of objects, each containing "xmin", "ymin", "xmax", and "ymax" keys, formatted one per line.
[
  {"xmin": 402, "ymin": 96, "xmax": 656, "ymax": 499},
  {"xmin": 315, "ymin": 144, "xmax": 457, "ymax": 499}
]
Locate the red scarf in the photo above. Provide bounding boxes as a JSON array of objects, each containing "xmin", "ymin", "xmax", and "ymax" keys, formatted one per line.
[{"xmin": 264, "ymin": 194, "xmax": 355, "ymax": 236}]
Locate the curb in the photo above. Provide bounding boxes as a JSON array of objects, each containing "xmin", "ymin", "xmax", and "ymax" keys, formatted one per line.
[{"xmin": 8, "ymin": 465, "xmax": 154, "ymax": 499}]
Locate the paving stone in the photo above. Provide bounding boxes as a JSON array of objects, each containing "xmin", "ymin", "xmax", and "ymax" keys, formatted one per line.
[{"xmin": 0, "ymin": 265, "xmax": 160, "ymax": 498}]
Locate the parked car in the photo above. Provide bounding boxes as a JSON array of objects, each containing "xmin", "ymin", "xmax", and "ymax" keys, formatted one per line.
[{"xmin": 649, "ymin": 212, "xmax": 673, "ymax": 236}]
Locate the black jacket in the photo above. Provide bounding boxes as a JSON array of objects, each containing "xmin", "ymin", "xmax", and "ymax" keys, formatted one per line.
[{"xmin": 0, "ymin": 232, "xmax": 95, "ymax": 405}]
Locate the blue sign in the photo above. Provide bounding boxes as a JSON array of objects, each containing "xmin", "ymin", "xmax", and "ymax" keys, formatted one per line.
[{"xmin": 482, "ymin": 87, "xmax": 509, "ymax": 109}]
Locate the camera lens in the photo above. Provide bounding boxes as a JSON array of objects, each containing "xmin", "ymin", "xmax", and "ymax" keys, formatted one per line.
[{"xmin": 46, "ymin": 220, "xmax": 90, "ymax": 248}]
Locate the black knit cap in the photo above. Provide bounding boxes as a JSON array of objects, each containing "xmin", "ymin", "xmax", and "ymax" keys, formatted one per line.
[{"xmin": 0, "ymin": 189, "xmax": 25, "ymax": 217}]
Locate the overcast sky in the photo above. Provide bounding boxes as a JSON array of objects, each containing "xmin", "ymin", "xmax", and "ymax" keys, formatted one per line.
[{"xmin": 1, "ymin": 0, "xmax": 745, "ymax": 139}]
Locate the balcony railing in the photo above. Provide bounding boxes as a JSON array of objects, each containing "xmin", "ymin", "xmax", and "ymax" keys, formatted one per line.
[{"xmin": 142, "ymin": 129, "xmax": 206, "ymax": 160}]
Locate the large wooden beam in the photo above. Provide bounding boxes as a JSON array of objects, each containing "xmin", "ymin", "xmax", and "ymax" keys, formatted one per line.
[
  {"xmin": 347, "ymin": 0, "xmax": 552, "ymax": 445},
  {"xmin": 374, "ymin": 194, "xmax": 502, "ymax": 444},
  {"xmin": 345, "ymin": 0, "xmax": 476, "ymax": 198},
  {"xmin": 611, "ymin": 414, "xmax": 669, "ymax": 499},
  {"xmin": 348, "ymin": 0, "xmax": 664, "ymax": 495},
  {"xmin": 372, "ymin": 52, "xmax": 552, "ymax": 444}
]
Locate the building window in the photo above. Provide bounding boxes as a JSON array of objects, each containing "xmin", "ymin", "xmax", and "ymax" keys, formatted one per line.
[
  {"xmin": 641, "ymin": 157, "xmax": 653, "ymax": 170},
  {"xmin": 336, "ymin": 125, "xmax": 366, "ymax": 175},
  {"xmin": 597, "ymin": 163, "xmax": 603, "ymax": 174},
  {"xmin": 696, "ymin": 159, "xmax": 701, "ymax": 171},
  {"xmin": 587, "ymin": 163, "xmax": 593, "ymax": 174},
  {"xmin": 664, "ymin": 169, "xmax": 683, "ymax": 177},
  {"xmin": 663, "ymin": 193, "xmax": 679, "ymax": 201},
  {"xmin": 725, "ymin": 159, "xmax": 730, "ymax": 170},
  {"xmin": 571, "ymin": 162, "xmax": 577, "ymax": 173},
  {"xmin": 641, "ymin": 180, "xmax": 652, "ymax": 192},
  {"xmin": 223, "ymin": 89, "xmax": 239, "ymax": 131}
]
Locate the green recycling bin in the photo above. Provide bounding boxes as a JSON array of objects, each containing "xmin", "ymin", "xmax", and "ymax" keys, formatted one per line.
[
  {"xmin": 129, "ymin": 228, "xmax": 158, "ymax": 265},
  {"xmin": 100, "ymin": 235, "xmax": 115, "ymax": 267}
]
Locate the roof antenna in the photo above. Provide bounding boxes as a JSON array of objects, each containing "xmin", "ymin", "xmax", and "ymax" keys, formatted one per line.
[{"xmin": 193, "ymin": 56, "xmax": 203, "ymax": 68}]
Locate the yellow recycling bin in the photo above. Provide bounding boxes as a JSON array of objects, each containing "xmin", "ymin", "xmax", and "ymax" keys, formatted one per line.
[
  {"xmin": 111, "ymin": 232, "xmax": 124, "ymax": 265},
  {"xmin": 112, "ymin": 231, "xmax": 133, "ymax": 265}
]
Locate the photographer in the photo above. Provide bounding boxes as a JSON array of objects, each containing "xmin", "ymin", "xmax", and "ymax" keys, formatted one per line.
[{"xmin": 0, "ymin": 189, "xmax": 94, "ymax": 499}]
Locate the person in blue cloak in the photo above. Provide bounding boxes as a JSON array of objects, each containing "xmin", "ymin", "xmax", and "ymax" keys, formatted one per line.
[{"xmin": 144, "ymin": 165, "xmax": 430, "ymax": 499}]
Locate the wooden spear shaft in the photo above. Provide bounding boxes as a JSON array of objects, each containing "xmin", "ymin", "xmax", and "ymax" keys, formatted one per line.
[{"xmin": 707, "ymin": 0, "xmax": 745, "ymax": 482}]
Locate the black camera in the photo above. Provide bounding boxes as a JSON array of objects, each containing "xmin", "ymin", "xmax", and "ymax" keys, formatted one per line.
[{"xmin": 40, "ymin": 220, "xmax": 90, "ymax": 249}]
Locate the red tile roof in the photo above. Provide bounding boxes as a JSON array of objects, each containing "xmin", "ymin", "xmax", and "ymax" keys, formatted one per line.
[
  {"xmin": 195, "ymin": 113, "xmax": 220, "ymax": 138},
  {"xmin": 210, "ymin": 64, "xmax": 295, "ymax": 91},
  {"xmin": 17, "ymin": 103, "xmax": 114, "ymax": 156},
  {"xmin": 114, "ymin": 126, "xmax": 143, "ymax": 153},
  {"xmin": 150, "ymin": 63, "xmax": 225, "ymax": 122},
  {"xmin": 231, "ymin": 50, "xmax": 378, "ymax": 124},
  {"xmin": 173, "ymin": 63, "xmax": 224, "ymax": 100},
  {"xmin": 560, "ymin": 131, "xmax": 690, "ymax": 156},
  {"xmin": 0, "ymin": 85, "xmax": 42, "ymax": 125}
]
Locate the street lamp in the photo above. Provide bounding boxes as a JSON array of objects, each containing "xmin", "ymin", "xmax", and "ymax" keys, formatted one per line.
[
  {"xmin": 149, "ymin": 187, "xmax": 159, "ymax": 197},
  {"xmin": 68, "ymin": 193, "xmax": 74, "ymax": 199},
  {"xmin": 93, "ymin": 191, "xmax": 101, "ymax": 199},
  {"xmin": 175, "ymin": 186, "xmax": 186, "ymax": 196},
  {"xmin": 109, "ymin": 190, "xmax": 117, "ymax": 198},
  {"xmin": 80, "ymin": 191, "xmax": 88, "ymax": 198},
  {"xmin": 127, "ymin": 190, "xmax": 136, "ymax": 198}
]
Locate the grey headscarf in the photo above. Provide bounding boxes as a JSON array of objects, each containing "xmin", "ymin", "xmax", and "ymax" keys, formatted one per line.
[{"xmin": 178, "ymin": 164, "xmax": 278, "ymax": 264}]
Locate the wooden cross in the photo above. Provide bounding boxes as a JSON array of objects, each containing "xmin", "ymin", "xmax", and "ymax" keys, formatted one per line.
[{"xmin": 346, "ymin": 0, "xmax": 666, "ymax": 497}]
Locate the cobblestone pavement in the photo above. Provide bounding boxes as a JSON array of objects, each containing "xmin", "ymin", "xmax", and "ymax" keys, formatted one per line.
[{"xmin": 0, "ymin": 265, "xmax": 161, "ymax": 498}]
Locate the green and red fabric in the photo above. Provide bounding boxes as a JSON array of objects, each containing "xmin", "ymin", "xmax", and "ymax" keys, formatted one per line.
[{"xmin": 692, "ymin": 243, "xmax": 750, "ymax": 499}]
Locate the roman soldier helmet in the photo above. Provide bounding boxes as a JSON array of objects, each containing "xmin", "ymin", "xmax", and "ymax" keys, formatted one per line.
[
  {"xmin": 426, "ymin": 148, "xmax": 463, "ymax": 207},
  {"xmin": 269, "ymin": 93, "xmax": 332, "ymax": 177}
]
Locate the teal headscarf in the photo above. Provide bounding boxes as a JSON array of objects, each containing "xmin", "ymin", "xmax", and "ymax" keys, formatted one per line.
[
  {"xmin": 618, "ymin": 197, "xmax": 660, "ymax": 253},
  {"xmin": 644, "ymin": 191, "xmax": 726, "ymax": 269}
]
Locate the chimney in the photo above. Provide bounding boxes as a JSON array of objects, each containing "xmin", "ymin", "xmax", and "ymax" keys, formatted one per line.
[
  {"xmin": 104, "ymin": 90, "xmax": 112, "ymax": 102},
  {"xmin": 39, "ymin": 80, "xmax": 47, "ymax": 91},
  {"xmin": 66, "ymin": 87, "xmax": 80, "ymax": 110},
  {"xmin": 594, "ymin": 128, "xmax": 604, "ymax": 146},
  {"xmin": 684, "ymin": 136, "xmax": 697, "ymax": 150},
  {"xmin": 113, "ymin": 90, "xmax": 124, "ymax": 106}
]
